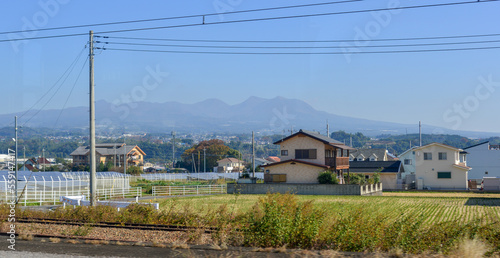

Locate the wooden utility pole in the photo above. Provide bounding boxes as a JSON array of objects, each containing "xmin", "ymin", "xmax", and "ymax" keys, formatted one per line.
[{"xmin": 89, "ymin": 30, "xmax": 96, "ymax": 206}]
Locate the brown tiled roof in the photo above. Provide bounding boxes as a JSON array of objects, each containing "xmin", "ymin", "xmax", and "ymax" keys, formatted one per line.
[{"xmin": 266, "ymin": 156, "xmax": 281, "ymax": 162}]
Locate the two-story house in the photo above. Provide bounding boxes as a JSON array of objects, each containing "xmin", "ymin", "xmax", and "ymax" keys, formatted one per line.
[
  {"xmin": 261, "ymin": 129, "xmax": 354, "ymax": 184},
  {"xmin": 215, "ymin": 158, "xmax": 245, "ymax": 173},
  {"xmin": 70, "ymin": 143, "xmax": 146, "ymax": 169},
  {"xmin": 411, "ymin": 143, "xmax": 470, "ymax": 190}
]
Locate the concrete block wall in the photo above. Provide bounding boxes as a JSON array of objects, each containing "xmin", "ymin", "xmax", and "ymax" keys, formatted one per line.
[{"xmin": 227, "ymin": 183, "xmax": 383, "ymax": 196}]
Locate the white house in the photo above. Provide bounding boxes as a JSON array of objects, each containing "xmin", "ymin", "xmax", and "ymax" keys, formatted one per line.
[
  {"xmin": 214, "ymin": 158, "xmax": 245, "ymax": 173},
  {"xmin": 412, "ymin": 143, "xmax": 470, "ymax": 190},
  {"xmin": 463, "ymin": 141, "xmax": 500, "ymax": 180},
  {"xmin": 398, "ymin": 147, "xmax": 417, "ymax": 179}
]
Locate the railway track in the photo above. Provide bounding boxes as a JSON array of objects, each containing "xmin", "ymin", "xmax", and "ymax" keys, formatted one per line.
[{"xmin": 15, "ymin": 217, "xmax": 219, "ymax": 234}]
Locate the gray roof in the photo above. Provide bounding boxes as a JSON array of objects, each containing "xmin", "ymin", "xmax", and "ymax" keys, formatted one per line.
[
  {"xmin": 349, "ymin": 161, "xmax": 404, "ymax": 173},
  {"xmin": 70, "ymin": 144, "xmax": 141, "ymax": 156},
  {"xmin": 350, "ymin": 149, "xmax": 395, "ymax": 161}
]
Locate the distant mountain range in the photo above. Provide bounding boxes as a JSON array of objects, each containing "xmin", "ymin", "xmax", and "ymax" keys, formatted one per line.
[{"xmin": 1, "ymin": 96, "xmax": 498, "ymax": 138}]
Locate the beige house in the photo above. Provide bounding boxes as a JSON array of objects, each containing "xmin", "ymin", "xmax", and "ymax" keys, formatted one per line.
[
  {"xmin": 215, "ymin": 158, "xmax": 245, "ymax": 173},
  {"xmin": 262, "ymin": 129, "xmax": 355, "ymax": 184},
  {"xmin": 70, "ymin": 143, "xmax": 146, "ymax": 169},
  {"xmin": 413, "ymin": 143, "xmax": 470, "ymax": 190},
  {"xmin": 349, "ymin": 161, "xmax": 404, "ymax": 190}
]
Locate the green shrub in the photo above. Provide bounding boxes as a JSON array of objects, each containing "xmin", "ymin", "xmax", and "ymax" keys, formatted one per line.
[
  {"xmin": 243, "ymin": 193, "xmax": 324, "ymax": 248},
  {"xmin": 345, "ymin": 173, "xmax": 366, "ymax": 185},
  {"xmin": 373, "ymin": 172, "xmax": 381, "ymax": 184},
  {"xmin": 318, "ymin": 171, "xmax": 339, "ymax": 184}
]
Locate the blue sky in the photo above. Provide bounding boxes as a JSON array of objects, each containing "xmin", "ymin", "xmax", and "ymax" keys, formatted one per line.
[{"xmin": 2, "ymin": 0, "xmax": 500, "ymax": 133}]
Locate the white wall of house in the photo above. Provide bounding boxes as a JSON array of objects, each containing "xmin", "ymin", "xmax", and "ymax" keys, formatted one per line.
[
  {"xmin": 464, "ymin": 142, "xmax": 500, "ymax": 179},
  {"xmin": 414, "ymin": 144, "xmax": 469, "ymax": 190},
  {"xmin": 398, "ymin": 149, "xmax": 416, "ymax": 179}
]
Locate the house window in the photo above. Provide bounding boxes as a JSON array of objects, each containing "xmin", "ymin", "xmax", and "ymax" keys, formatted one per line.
[
  {"xmin": 438, "ymin": 152, "xmax": 447, "ymax": 160},
  {"xmin": 404, "ymin": 159, "xmax": 412, "ymax": 165},
  {"xmin": 423, "ymin": 152, "xmax": 432, "ymax": 160},
  {"xmin": 437, "ymin": 172, "xmax": 452, "ymax": 179},
  {"xmin": 281, "ymin": 150, "xmax": 288, "ymax": 156},
  {"xmin": 295, "ymin": 149, "xmax": 317, "ymax": 159}
]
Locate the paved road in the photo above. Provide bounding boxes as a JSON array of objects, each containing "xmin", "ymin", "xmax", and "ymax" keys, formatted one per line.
[{"xmin": 0, "ymin": 238, "xmax": 304, "ymax": 257}]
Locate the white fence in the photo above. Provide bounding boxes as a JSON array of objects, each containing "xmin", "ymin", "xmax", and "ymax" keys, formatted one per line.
[
  {"xmin": 137, "ymin": 172, "xmax": 264, "ymax": 182},
  {"xmin": 152, "ymin": 185, "xmax": 226, "ymax": 196},
  {"xmin": 0, "ymin": 173, "xmax": 139, "ymax": 206}
]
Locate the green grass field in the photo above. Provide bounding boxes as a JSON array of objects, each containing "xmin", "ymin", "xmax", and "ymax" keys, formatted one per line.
[{"xmin": 157, "ymin": 193, "xmax": 500, "ymax": 226}]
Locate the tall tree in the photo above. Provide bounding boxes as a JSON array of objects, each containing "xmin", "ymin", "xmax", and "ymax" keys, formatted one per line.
[{"xmin": 180, "ymin": 139, "xmax": 241, "ymax": 172}]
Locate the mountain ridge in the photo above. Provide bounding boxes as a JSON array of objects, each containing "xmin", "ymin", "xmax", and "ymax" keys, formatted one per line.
[{"xmin": 1, "ymin": 96, "xmax": 498, "ymax": 138}]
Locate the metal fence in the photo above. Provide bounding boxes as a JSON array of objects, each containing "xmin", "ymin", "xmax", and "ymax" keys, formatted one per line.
[
  {"xmin": 0, "ymin": 173, "xmax": 139, "ymax": 206},
  {"xmin": 152, "ymin": 185, "xmax": 226, "ymax": 196},
  {"xmin": 136, "ymin": 172, "xmax": 264, "ymax": 182}
]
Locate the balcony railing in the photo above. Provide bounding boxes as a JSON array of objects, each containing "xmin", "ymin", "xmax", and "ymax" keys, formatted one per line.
[{"xmin": 325, "ymin": 157, "xmax": 349, "ymax": 168}]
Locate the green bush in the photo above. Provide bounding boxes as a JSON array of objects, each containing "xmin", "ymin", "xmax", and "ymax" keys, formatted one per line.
[
  {"xmin": 318, "ymin": 171, "xmax": 339, "ymax": 184},
  {"xmin": 243, "ymin": 193, "xmax": 324, "ymax": 248},
  {"xmin": 345, "ymin": 173, "xmax": 366, "ymax": 185},
  {"xmin": 373, "ymin": 172, "xmax": 381, "ymax": 184}
]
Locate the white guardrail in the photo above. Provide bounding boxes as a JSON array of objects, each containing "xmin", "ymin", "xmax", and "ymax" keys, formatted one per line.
[{"xmin": 152, "ymin": 185, "xmax": 226, "ymax": 196}]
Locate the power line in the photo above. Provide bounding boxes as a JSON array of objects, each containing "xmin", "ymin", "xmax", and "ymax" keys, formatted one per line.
[
  {"xmin": 22, "ymin": 46, "xmax": 88, "ymax": 127},
  {"xmin": 100, "ymin": 39, "xmax": 500, "ymax": 49},
  {"xmin": 101, "ymin": 32, "xmax": 500, "ymax": 43},
  {"xmin": 97, "ymin": 45, "xmax": 500, "ymax": 55},
  {"xmin": 0, "ymin": 1, "xmax": 497, "ymax": 43},
  {"xmin": 17, "ymin": 45, "xmax": 87, "ymax": 122},
  {"xmin": 54, "ymin": 56, "xmax": 89, "ymax": 127},
  {"xmin": 0, "ymin": 33, "xmax": 87, "ymax": 43},
  {"xmin": 0, "ymin": 0, "xmax": 361, "ymax": 36},
  {"xmin": 94, "ymin": 0, "xmax": 499, "ymax": 35}
]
